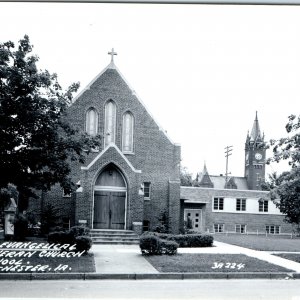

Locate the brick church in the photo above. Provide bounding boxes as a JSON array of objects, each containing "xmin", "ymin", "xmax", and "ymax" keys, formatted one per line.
[
  {"xmin": 40, "ymin": 50, "xmax": 181, "ymax": 234},
  {"xmin": 38, "ymin": 50, "xmax": 292, "ymax": 235}
]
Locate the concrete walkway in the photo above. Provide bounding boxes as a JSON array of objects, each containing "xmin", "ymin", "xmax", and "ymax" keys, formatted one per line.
[
  {"xmin": 92, "ymin": 241, "xmax": 300, "ymax": 274},
  {"xmin": 92, "ymin": 244, "xmax": 158, "ymax": 273}
]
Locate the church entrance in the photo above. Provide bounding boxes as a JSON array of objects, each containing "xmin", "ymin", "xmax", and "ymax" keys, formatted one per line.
[{"xmin": 93, "ymin": 165, "xmax": 127, "ymax": 229}]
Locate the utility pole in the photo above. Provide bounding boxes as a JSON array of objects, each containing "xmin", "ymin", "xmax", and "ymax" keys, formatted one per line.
[{"xmin": 224, "ymin": 146, "xmax": 233, "ymax": 185}]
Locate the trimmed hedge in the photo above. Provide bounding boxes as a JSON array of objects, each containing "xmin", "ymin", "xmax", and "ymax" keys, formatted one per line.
[
  {"xmin": 161, "ymin": 240, "xmax": 179, "ymax": 255},
  {"xmin": 48, "ymin": 231, "xmax": 74, "ymax": 245},
  {"xmin": 139, "ymin": 234, "xmax": 179, "ymax": 255},
  {"xmin": 140, "ymin": 235, "xmax": 162, "ymax": 255},
  {"xmin": 47, "ymin": 226, "xmax": 92, "ymax": 253},
  {"xmin": 75, "ymin": 236, "xmax": 93, "ymax": 252},
  {"xmin": 167, "ymin": 234, "xmax": 213, "ymax": 248},
  {"xmin": 143, "ymin": 232, "xmax": 214, "ymax": 248}
]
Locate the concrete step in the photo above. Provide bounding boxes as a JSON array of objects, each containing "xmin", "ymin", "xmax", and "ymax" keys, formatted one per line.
[
  {"xmin": 90, "ymin": 232, "xmax": 138, "ymax": 236},
  {"xmin": 92, "ymin": 240, "xmax": 140, "ymax": 245},
  {"xmin": 91, "ymin": 235, "xmax": 139, "ymax": 240},
  {"xmin": 90, "ymin": 229, "xmax": 140, "ymax": 245}
]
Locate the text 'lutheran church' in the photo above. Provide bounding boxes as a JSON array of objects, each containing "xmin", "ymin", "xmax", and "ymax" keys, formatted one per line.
[{"xmin": 31, "ymin": 50, "xmax": 293, "ymax": 236}]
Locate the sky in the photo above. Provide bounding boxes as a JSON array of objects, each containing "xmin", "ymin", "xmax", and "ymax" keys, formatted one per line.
[{"xmin": 0, "ymin": 2, "xmax": 299, "ymax": 178}]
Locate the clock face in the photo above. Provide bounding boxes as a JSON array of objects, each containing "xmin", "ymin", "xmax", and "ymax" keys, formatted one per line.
[{"xmin": 255, "ymin": 153, "xmax": 262, "ymax": 160}]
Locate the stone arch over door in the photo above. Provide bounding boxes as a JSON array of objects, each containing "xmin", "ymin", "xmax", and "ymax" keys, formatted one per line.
[{"xmin": 93, "ymin": 164, "xmax": 127, "ymax": 229}]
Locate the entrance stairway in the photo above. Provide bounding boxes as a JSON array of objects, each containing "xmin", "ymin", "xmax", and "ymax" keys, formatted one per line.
[{"xmin": 90, "ymin": 229, "xmax": 140, "ymax": 245}]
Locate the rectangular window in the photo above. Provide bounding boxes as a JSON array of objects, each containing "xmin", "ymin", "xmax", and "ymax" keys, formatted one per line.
[
  {"xmin": 143, "ymin": 182, "xmax": 151, "ymax": 200},
  {"xmin": 236, "ymin": 198, "xmax": 246, "ymax": 211},
  {"xmin": 213, "ymin": 197, "xmax": 224, "ymax": 210},
  {"xmin": 214, "ymin": 224, "xmax": 224, "ymax": 233},
  {"xmin": 256, "ymin": 173, "xmax": 261, "ymax": 182},
  {"xmin": 254, "ymin": 164, "xmax": 262, "ymax": 169},
  {"xmin": 266, "ymin": 225, "xmax": 280, "ymax": 234},
  {"xmin": 235, "ymin": 224, "xmax": 247, "ymax": 234},
  {"xmin": 259, "ymin": 200, "xmax": 268, "ymax": 212}
]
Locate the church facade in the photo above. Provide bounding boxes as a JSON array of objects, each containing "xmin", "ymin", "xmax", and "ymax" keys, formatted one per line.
[
  {"xmin": 40, "ymin": 53, "xmax": 181, "ymax": 234},
  {"xmin": 180, "ymin": 114, "xmax": 293, "ymax": 234}
]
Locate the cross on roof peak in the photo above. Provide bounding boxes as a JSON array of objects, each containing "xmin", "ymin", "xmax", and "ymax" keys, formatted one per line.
[{"xmin": 108, "ymin": 48, "xmax": 117, "ymax": 63}]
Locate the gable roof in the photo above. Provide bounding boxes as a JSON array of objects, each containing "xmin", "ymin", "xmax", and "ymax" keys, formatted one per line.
[
  {"xmin": 72, "ymin": 61, "xmax": 178, "ymax": 146},
  {"xmin": 209, "ymin": 175, "xmax": 249, "ymax": 190}
]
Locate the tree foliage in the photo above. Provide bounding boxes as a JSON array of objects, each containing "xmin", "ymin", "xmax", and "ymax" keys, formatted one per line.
[
  {"xmin": 268, "ymin": 114, "xmax": 300, "ymax": 229},
  {"xmin": 180, "ymin": 166, "xmax": 193, "ymax": 186},
  {"xmin": 0, "ymin": 35, "xmax": 101, "ymax": 211}
]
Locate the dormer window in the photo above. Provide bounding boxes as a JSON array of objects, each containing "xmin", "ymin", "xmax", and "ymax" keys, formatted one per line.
[
  {"xmin": 122, "ymin": 111, "xmax": 134, "ymax": 153},
  {"xmin": 104, "ymin": 100, "xmax": 116, "ymax": 147},
  {"xmin": 86, "ymin": 108, "xmax": 98, "ymax": 136}
]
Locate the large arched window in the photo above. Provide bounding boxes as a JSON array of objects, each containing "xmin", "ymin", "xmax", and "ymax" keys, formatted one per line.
[
  {"xmin": 122, "ymin": 111, "xmax": 134, "ymax": 153},
  {"xmin": 104, "ymin": 100, "xmax": 116, "ymax": 147},
  {"xmin": 86, "ymin": 108, "xmax": 98, "ymax": 136}
]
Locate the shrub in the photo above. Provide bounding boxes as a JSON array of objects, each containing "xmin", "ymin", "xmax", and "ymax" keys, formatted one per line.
[
  {"xmin": 75, "ymin": 236, "xmax": 92, "ymax": 253},
  {"xmin": 47, "ymin": 225, "xmax": 93, "ymax": 253},
  {"xmin": 13, "ymin": 214, "xmax": 28, "ymax": 241},
  {"xmin": 69, "ymin": 226, "xmax": 90, "ymax": 238},
  {"xmin": 142, "ymin": 232, "xmax": 214, "ymax": 248},
  {"xmin": 40, "ymin": 203, "xmax": 61, "ymax": 235},
  {"xmin": 48, "ymin": 231, "xmax": 74, "ymax": 245},
  {"xmin": 161, "ymin": 240, "xmax": 178, "ymax": 255},
  {"xmin": 140, "ymin": 235, "xmax": 162, "ymax": 255},
  {"xmin": 167, "ymin": 234, "xmax": 214, "ymax": 247}
]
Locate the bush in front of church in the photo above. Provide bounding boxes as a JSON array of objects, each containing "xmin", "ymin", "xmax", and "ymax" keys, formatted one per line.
[
  {"xmin": 140, "ymin": 235, "xmax": 163, "ymax": 255},
  {"xmin": 69, "ymin": 225, "xmax": 90, "ymax": 238},
  {"xmin": 75, "ymin": 236, "xmax": 93, "ymax": 252},
  {"xmin": 143, "ymin": 231, "xmax": 214, "ymax": 248},
  {"xmin": 160, "ymin": 240, "xmax": 179, "ymax": 255},
  {"xmin": 48, "ymin": 225, "xmax": 92, "ymax": 253},
  {"xmin": 167, "ymin": 234, "xmax": 214, "ymax": 248}
]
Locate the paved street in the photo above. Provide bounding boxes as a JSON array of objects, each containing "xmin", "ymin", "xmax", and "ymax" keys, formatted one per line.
[{"xmin": 0, "ymin": 279, "xmax": 299, "ymax": 300}]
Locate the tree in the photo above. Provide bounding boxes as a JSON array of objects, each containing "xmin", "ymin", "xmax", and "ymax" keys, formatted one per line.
[
  {"xmin": 268, "ymin": 114, "xmax": 300, "ymax": 230},
  {"xmin": 0, "ymin": 35, "xmax": 101, "ymax": 211},
  {"xmin": 180, "ymin": 166, "xmax": 193, "ymax": 186}
]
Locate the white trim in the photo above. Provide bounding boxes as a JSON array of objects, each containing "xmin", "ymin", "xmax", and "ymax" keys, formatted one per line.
[
  {"xmin": 94, "ymin": 185, "xmax": 127, "ymax": 192},
  {"xmin": 180, "ymin": 186, "xmax": 270, "ymax": 194},
  {"xmin": 81, "ymin": 143, "xmax": 141, "ymax": 173},
  {"xmin": 184, "ymin": 200, "xmax": 209, "ymax": 204}
]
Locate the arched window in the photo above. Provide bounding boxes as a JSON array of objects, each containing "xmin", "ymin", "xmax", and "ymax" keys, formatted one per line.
[
  {"xmin": 104, "ymin": 100, "xmax": 116, "ymax": 147},
  {"xmin": 122, "ymin": 111, "xmax": 134, "ymax": 153},
  {"xmin": 86, "ymin": 108, "xmax": 98, "ymax": 136}
]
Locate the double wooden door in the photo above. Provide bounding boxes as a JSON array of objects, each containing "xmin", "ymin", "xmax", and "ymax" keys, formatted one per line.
[{"xmin": 93, "ymin": 191, "xmax": 126, "ymax": 229}]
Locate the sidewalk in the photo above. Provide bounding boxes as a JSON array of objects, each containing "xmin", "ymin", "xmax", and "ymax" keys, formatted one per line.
[
  {"xmin": 92, "ymin": 241, "xmax": 300, "ymax": 274},
  {"xmin": 92, "ymin": 244, "xmax": 158, "ymax": 274}
]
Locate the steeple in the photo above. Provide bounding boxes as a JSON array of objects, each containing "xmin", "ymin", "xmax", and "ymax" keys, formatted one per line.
[
  {"xmin": 244, "ymin": 111, "xmax": 266, "ymax": 190},
  {"xmin": 250, "ymin": 111, "xmax": 263, "ymax": 142},
  {"xmin": 198, "ymin": 162, "xmax": 214, "ymax": 188}
]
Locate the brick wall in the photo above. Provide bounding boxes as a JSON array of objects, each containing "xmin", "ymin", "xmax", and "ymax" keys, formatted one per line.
[
  {"xmin": 181, "ymin": 187, "xmax": 293, "ymax": 234},
  {"xmin": 38, "ymin": 65, "xmax": 181, "ymax": 232}
]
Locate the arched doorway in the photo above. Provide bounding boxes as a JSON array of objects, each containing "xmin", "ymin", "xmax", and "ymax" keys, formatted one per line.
[{"xmin": 93, "ymin": 165, "xmax": 127, "ymax": 229}]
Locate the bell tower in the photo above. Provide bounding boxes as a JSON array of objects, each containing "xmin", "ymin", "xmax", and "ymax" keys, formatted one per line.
[{"xmin": 244, "ymin": 112, "xmax": 266, "ymax": 190}]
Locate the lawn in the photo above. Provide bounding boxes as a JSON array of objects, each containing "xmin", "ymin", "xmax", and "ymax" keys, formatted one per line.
[
  {"xmin": 145, "ymin": 254, "xmax": 292, "ymax": 273},
  {"xmin": 214, "ymin": 234, "xmax": 300, "ymax": 251},
  {"xmin": 0, "ymin": 241, "xmax": 95, "ymax": 273},
  {"xmin": 273, "ymin": 253, "xmax": 300, "ymax": 264}
]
